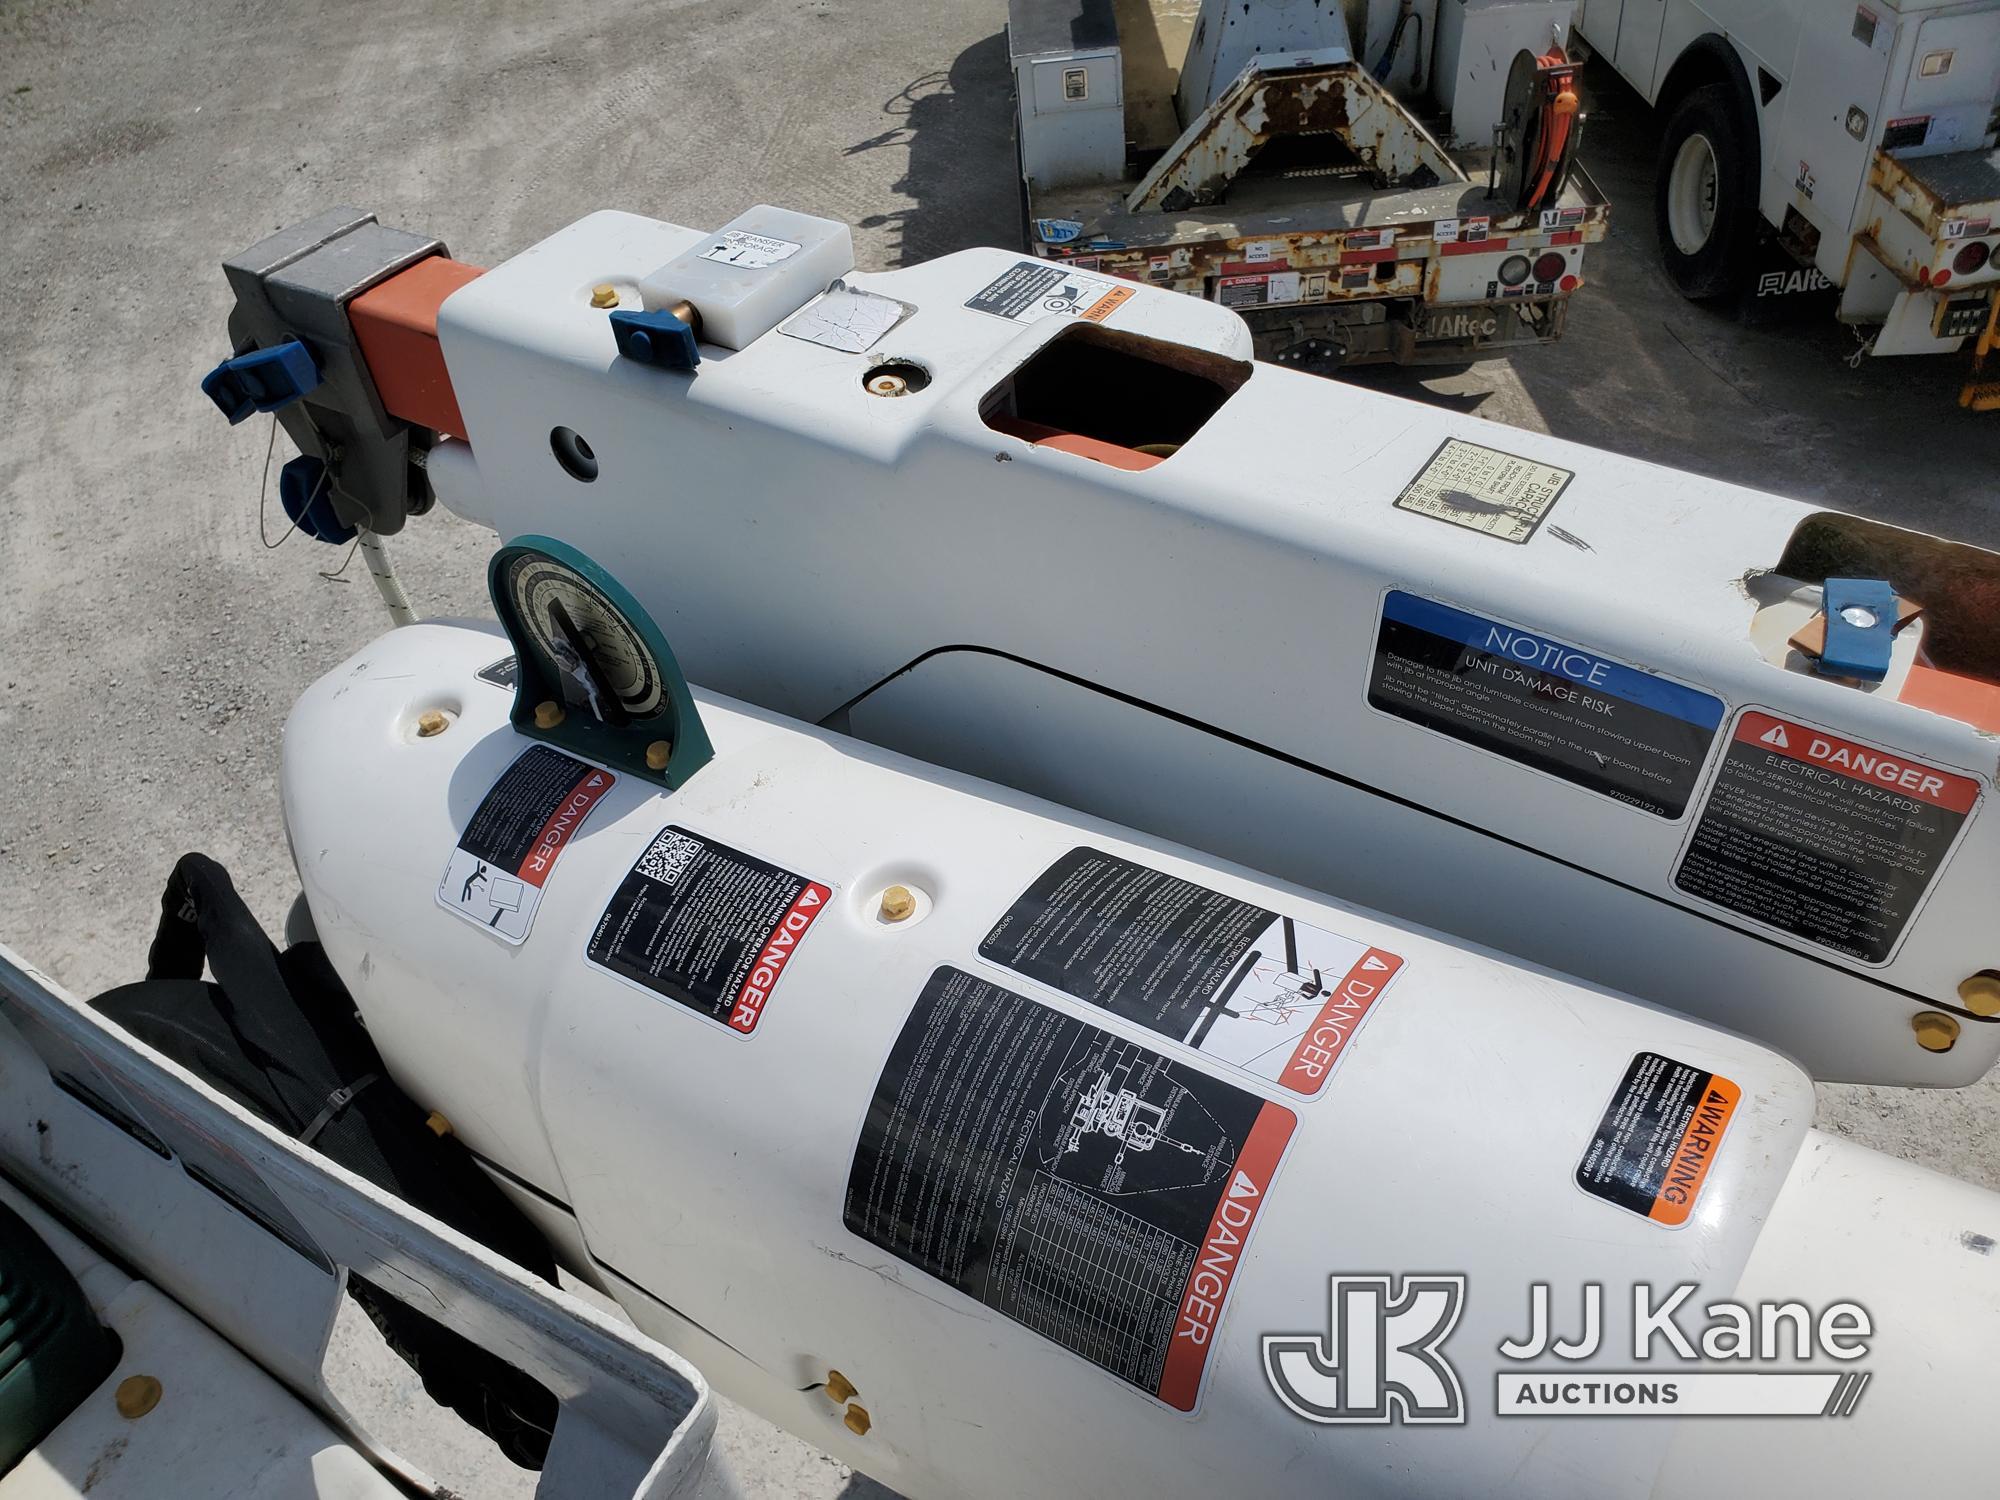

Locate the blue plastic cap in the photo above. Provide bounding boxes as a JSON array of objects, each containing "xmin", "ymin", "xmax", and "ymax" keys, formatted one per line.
[
  {"xmin": 200, "ymin": 339, "xmax": 321, "ymax": 424},
  {"xmin": 1818, "ymin": 577, "xmax": 1899, "ymax": 682},
  {"xmin": 609, "ymin": 308, "xmax": 700, "ymax": 371},
  {"xmin": 278, "ymin": 455, "xmax": 356, "ymax": 545}
]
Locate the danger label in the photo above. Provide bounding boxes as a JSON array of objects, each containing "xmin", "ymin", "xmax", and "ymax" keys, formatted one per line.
[
  {"xmin": 437, "ymin": 747, "xmax": 614, "ymax": 944},
  {"xmin": 1577, "ymin": 1052, "xmax": 1740, "ymax": 1227},
  {"xmin": 1393, "ymin": 437, "xmax": 1572, "ymax": 544},
  {"xmin": 965, "ymin": 260, "xmax": 1133, "ymax": 325},
  {"xmin": 586, "ymin": 827, "xmax": 830, "ymax": 1034},
  {"xmin": 981, "ymin": 848, "xmax": 1402, "ymax": 1097},
  {"xmin": 1674, "ymin": 711, "xmax": 1980, "ymax": 963},
  {"xmin": 845, "ymin": 967, "xmax": 1295, "ymax": 1412},
  {"xmin": 1370, "ymin": 592, "xmax": 1722, "ymax": 817}
]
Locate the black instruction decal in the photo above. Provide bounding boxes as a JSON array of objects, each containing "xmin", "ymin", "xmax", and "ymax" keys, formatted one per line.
[
  {"xmin": 587, "ymin": 827, "xmax": 830, "ymax": 1034},
  {"xmin": 845, "ymin": 968, "xmax": 1295, "ymax": 1411}
]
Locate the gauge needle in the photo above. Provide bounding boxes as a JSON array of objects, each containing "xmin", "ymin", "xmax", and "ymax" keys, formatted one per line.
[{"xmin": 549, "ymin": 598, "xmax": 629, "ymax": 727}]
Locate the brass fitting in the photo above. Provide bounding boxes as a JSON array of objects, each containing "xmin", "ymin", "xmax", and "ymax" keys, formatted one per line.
[
  {"xmin": 843, "ymin": 1403, "xmax": 871, "ymax": 1437},
  {"xmin": 646, "ymin": 740, "xmax": 673, "ymax": 771},
  {"xmin": 115, "ymin": 1375, "xmax": 163, "ymax": 1419},
  {"xmin": 824, "ymin": 1370, "xmax": 856, "ymax": 1404},
  {"xmin": 416, "ymin": 709, "xmax": 449, "ymax": 738},
  {"xmin": 1957, "ymin": 974, "xmax": 2000, "ymax": 1018},
  {"xmin": 1913, "ymin": 1011, "xmax": 1962, "ymax": 1052},
  {"xmin": 590, "ymin": 283, "xmax": 620, "ymax": 309},
  {"xmin": 879, "ymin": 885, "xmax": 917, "ymax": 923},
  {"xmin": 534, "ymin": 700, "xmax": 565, "ymax": 729}
]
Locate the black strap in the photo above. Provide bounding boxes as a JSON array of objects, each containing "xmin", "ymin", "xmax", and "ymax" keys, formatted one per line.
[{"xmin": 299, "ymin": 1071, "xmax": 383, "ymax": 1146}]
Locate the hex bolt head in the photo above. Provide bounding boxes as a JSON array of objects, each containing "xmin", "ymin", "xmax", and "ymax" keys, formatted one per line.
[
  {"xmin": 843, "ymin": 1403, "xmax": 872, "ymax": 1437},
  {"xmin": 590, "ymin": 283, "xmax": 620, "ymax": 309},
  {"xmin": 534, "ymin": 700, "xmax": 565, "ymax": 730},
  {"xmin": 1913, "ymin": 1011, "xmax": 1962, "ymax": 1052},
  {"xmin": 416, "ymin": 709, "xmax": 449, "ymax": 738},
  {"xmin": 115, "ymin": 1375, "xmax": 163, "ymax": 1419},
  {"xmin": 879, "ymin": 885, "xmax": 917, "ymax": 923},
  {"xmin": 1957, "ymin": 974, "xmax": 2000, "ymax": 1018},
  {"xmin": 646, "ymin": 740, "xmax": 673, "ymax": 771},
  {"xmin": 825, "ymin": 1370, "xmax": 856, "ymax": 1404}
]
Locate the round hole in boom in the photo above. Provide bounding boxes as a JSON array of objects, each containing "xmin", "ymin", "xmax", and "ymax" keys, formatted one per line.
[{"xmin": 550, "ymin": 427, "xmax": 599, "ymax": 482}]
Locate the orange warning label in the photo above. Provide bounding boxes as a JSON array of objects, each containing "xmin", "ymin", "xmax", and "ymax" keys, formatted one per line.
[
  {"xmin": 1577, "ymin": 1052, "xmax": 1740, "ymax": 1227},
  {"xmin": 1079, "ymin": 285, "xmax": 1136, "ymax": 322}
]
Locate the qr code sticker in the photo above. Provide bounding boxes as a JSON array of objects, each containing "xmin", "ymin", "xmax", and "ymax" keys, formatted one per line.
[{"xmin": 637, "ymin": 830, "xmax": 703, "ymax": 886}]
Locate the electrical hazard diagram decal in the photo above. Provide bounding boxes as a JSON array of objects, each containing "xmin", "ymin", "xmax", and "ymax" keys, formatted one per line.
[
  {"xmin": 1674, "ymin": 711, "xmax": 1981, "ymax": 963},
  {"xmin": 981, "ymin": 848, "xmax": 1404, "ymax": 1098},
  {"xmin": 1577, "ymin": 1052, "xmax": 1740, "ymax": 1227},
  {"xmin": 438, "ymin": 746, "xmax": 615, "ymax": 944},
  {"xmin": 1369, "ymin": 592, "xmax": 1723, "ymax": 817},
  {"xmin": 587, "ymin": 827, "xmax": 830, "ymax": 1034},
  {"xmin": 845, "ymin": 968, "xmax": 1296, "ymax": 1412}
]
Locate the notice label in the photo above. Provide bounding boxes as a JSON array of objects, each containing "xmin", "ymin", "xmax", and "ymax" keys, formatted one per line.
[
  {"xmin": 965, "ymin": 261, "xmax": 1133, "ymax": 325},
  {"xmin": 699, "ymin": 229, "xmax": 801, "ymax": 268},
  {"xmin": 437, "ymin": 747, "xmax": 614, "ymax": 944},
  {"xmin": 1674, "ymin": 711, "xmax": 1980, "ymax": 963},
  {"xmin": 981, "ymin": 848, "xmax": 1401, "ymax": 1097},
  {"xmin": 845, "ymin": 967, "xmax": 1295, "ymax": 1411},
  {"xmin": 587, "ymin": 827, "xmax": 830, "ymax": 1034},
  {"xmin": 1369, "ymin": 593, "xmax": 1723, "ymax": 817},
  {"xmin": 1393, "ymin": 437, "xmax": 1573, "ymax": 543},
  {"xmin": 1578, "ymin": 1053, "xmax": 1740, "ymax": 1226}
]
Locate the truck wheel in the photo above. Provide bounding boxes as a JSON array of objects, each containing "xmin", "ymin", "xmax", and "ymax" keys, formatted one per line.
[{"xmin": 1654, "ymin": 84, "xmax": 1755, "ymax": 300}]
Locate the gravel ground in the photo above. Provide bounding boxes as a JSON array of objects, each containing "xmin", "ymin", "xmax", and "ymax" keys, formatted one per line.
[{"xmin": 3, "ymin": 1, "xmax": 1998, "ymax": 1494}]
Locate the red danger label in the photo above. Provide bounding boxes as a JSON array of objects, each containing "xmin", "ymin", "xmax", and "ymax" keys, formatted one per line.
[
  {"xmin": 731, "ymin": 883, "xmax": 831, "ymax": 1033},
  {"xmin": 521, "ymin": 770, "xmax": 614, "ymax": 885},
  {"xmin": 1278, "ymin": 948, "xmax": 1404, "ymax": 1094},
  {"xmin": 1158, "ymin": 1101, "xmax": 1296, "ymax": 1410},
  {"xmin": 1731, "ymin": 712, "xmax": 1978, "ymax": 812}
]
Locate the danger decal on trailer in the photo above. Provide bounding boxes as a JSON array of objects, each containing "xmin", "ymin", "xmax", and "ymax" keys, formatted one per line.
[
  {"xmin": 980, "ymin": 848, "xmax": 1401, "ymax": 1098},
  {"xmin": 845, "ymin": 967, "xmax": 1295, "ymax": 1412},
  {"xmin": 1578, "ymin": 1052, "xmax": 1740, "ymax": 1226},
  {"xmin": 1673, "ymin": 711, "xmax": 1981, "ymax": 964},
  {"xmin": 1393, "ymin": 437, "xmax": 1572, "ymax": 544},
  {"xmin": 437, "ymin": 746, "xmax": 615, "ymax": 944},
  {"xmin": 965, "ymin": 261, "xmax": 1133, "ymax": 325},
  {"xmin": 1368, "ymin": 592, "xmax": 1724, "ymax": 818},
  {"xmin": 587, "ymin": 827, "xmax": 830, "ymax": 1034}
]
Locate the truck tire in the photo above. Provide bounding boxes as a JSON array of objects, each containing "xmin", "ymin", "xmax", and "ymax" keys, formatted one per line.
[{"xmin": 1654, "ymin": 83, "xmax": 1755, "ymax": 301}]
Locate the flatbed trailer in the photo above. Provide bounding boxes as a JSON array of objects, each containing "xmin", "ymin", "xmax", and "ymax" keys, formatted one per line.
[{"xmin": 1010, "ymin": 0, "xmax": 1612, "ymax": 370}]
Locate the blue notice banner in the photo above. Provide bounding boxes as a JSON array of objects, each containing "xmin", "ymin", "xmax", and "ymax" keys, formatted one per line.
[{"xmin": 1370, "ymin": 592, "xmax": 1724, "ymax": 818}]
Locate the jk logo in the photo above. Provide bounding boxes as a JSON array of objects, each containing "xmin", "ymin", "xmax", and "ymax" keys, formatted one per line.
[{"xmin": 1263, "ymin": 1274, "xmax": 1467, "ymax": 1424}]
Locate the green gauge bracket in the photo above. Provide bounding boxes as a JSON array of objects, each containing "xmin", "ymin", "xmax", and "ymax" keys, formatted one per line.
[{"xmin": 488, "ymin": 536, "xmax": 714, "ymax": 789}]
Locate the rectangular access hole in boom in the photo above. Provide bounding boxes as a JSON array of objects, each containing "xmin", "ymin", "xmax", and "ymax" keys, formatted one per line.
[{"xmin": 982, "ymin": 323, "xmax": 1252, "ymax": 466}]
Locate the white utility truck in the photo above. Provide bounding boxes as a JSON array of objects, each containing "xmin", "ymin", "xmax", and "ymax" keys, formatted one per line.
[
  {"xmin": 1010, "ymin": 0, "xmax": 1611, "ymax": 369},
  {"xmin": 1575, "ymin": 0, "xmax": 2000, "ymax": 404}
]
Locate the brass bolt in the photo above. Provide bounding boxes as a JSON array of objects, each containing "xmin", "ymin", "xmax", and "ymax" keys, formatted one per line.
[
  {"xmin": 115, "ymin": 1375, "xmax": 163, "ymax": 1419},
  {"xmin": 425, "ymin": 1111, "xmax": 453, "ymax": 1137},
  {"xmin": 1913, "ymin": 1011, "xmax": 1962, "ymax": 1052},
  {"xmin": 867, "ymin": 373, "xmax": 908, "ymax": 398},
  {"xmin": 416, "ymin": 709, "xmax": 449, "ymax": 738},
  {"xmin": 878, "ymin": 885, "xmax": 916, "ymax": 923},
  {"xmin": 534, "ymin": 700, "xmax": 565, "ymax": 730},
  {"xmin": 1958, "ymin": 974, "xmax": 2000, "ymax": 1018},
  {"xmin": 646, "ymin": 740, "xmax": 673, "ymax": 771},
  {"xmin": 842, "ymin": 1403, "xmax": 871, "ymax": 1437},
  {"xmin": 824, "ymin": 1370, "xmax": 856, "ymax": 1404},
  {"xmin": 590, "ymin": 283, "xmax": 620, "ymax": 309}
]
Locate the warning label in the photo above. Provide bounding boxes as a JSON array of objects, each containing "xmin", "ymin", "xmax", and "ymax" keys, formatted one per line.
[
  {"xmin": 587, "ymin": 827, "xmax": 830, "ymax": 1034},
  {"xmin": 437, "ymin": 747, "xmax": 614, "ymax": 944},
  {"xmin": 1577, "ymin": 1052, "xmax": 1740, "ymax": 1227},
  {"xmin": 981, "ymin": 848, "xmax": 1401, "ymax": 1097},
  {"xmin": 477, "ymin": 655, "xmax": 519, "ymax": 690},
  {"xmin": 965, "ymin": 261, "xmax": 1134, "ymax": 325},
  {"xmin": 1393, "ymin": 437, "xmax": 1573, "ymax": 544},
  {"xmin": 1673, "ymin": 711, "xmax": 1981, "ymax": 963},
  {"xmin": 1369, "ymin": 592, "xmax": 1723, "ymax": 817},
  {"xmin": 845, "ymin": 967, "xmax": 1295, "ymax": 1411}
]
